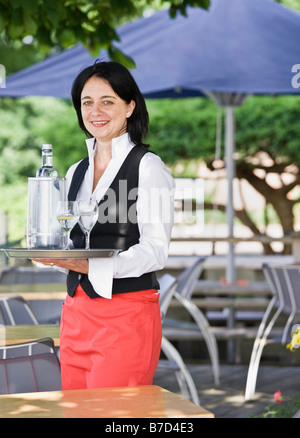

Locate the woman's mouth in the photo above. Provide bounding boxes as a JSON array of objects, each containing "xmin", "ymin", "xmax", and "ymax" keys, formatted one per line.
[{"xmin": 91, "ymin": 121, "xmax": 109, "ymax": 127}]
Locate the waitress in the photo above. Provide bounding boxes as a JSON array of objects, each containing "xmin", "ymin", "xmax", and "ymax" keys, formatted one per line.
[{"xmin": 36, "ymin": 61, "xmax": 175, "ymax": 390}]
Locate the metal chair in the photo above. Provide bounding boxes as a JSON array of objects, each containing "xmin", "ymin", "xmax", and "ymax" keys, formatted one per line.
[
  {"xmin": 0, "ymin": 267, "xmax": 65, "ymax": 325},
  {"xmin": 163, "ymin": 256, "xmax": 220, "ymax": 386},
  {"xmin": 245, "ymin": 264, "xmax": 300, "ymax": 401},
  {"xmin": 0, "ymin": 295, "xmax": 39, "ymax": 325},
  {"xmin": 0, "ymin": 306, "xmax": 6, "ymax": 325},
  {"xmin": 0, "ymin": 266, "xmax": 67, "ymax": 284},
  {"xmin": 28, "ymin": 300, "xmax": 64, "ymax": 324},
  {"xmin": 156, "ymin": 273, "xmax": 201, "ymax": 405},
  {"xmin": 159, "ymin": 273, "xmax": 178, "ymax": 321},
  {"xmin": 0, "ymin": 337, "xmax": 62, "ymax": 394},
  {"xmin": 0, "ymin": 295, "xmax": 62, "ymax": 357}
]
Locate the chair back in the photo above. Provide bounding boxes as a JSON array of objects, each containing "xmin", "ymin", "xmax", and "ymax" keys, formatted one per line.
[
  {"xmin": 262, "ymin": 264, "xmax": 282, "ymax": 306},
  {"xmin": 283, "ymin": 266, "xmax": 300, "ymax": 315},
  {"xmin": 0, "ymin": 266, "xmax": 66, "ymax": 284},
  {"xmin": 0, "ymin": 295, "xmax": 39, "ymax": 325},
  {"xmin": 29, "ymin": 300, "xmax": 63, "ymax": 324},
  {"xmin": 0, "ymin": 338, "xmax": 61, "ymax": 394},
  {"xmin": 263, "ymin": 264, "xmax": 300, "ymax": 316},
  {"xmin": 0, "ymin": 337, "xmax": 56, "ymax": 359},
  {"xmin": 158, "ymin": 274, "xmax": 177, "ymax": 322},
  {"xmin": 176, "ymin": 256, "xmax": 206, "ymax": 300},
  {"xmin": 0, "ymin": 306, "xmax": 6, "ymax": 325}
]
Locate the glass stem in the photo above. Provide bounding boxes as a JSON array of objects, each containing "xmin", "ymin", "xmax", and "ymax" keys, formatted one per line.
[
  {"xmin": 85, "ymin": 231, "xmax": 90, "ymax": 250},
  {"xmin": 66, "ymin": 231, "xmax": 71, "ymax": 250}
]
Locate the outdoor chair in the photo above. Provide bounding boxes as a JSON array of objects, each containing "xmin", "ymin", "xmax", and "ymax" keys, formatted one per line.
[
  {"xmin": 156, "ymin": 273, "xmax": 200, "ymax": 405},
  {"xmin": 159, "ymin": 273, "xmax": 178, "ymax": 321},
  {"xmin": 0, "ymin": 306, "xmax": 6, "ymax": 325},
  {"xmin": 0, "ymin": 267, "xmax": 65, "ymax": 325},
  {"xmin": 0, "ymin": 266, "xmax": 67, "ymax": 284},
  {"xmin": 163, "ymin": 256, "xmax": 220, "ymax": 386},
  {"xmin": 0, "ymin": 295, "xmax": 39, "ymax": 325},
  {"xmin": 0, "ymin": 337, "xmax": 62, "ymax": 394},
  {"xmin": 0, "ymin": 294, "xmax": 63, "ymax": 326},
  {"xmin": 245, "ymin": 264, "xmax": 300, "ymax": 401},
  {"xmin": 28, "ymin": 299, "xmax": 64, "ymax": 325}
]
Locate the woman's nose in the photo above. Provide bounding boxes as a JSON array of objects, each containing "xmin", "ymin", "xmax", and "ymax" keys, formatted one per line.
[{"xmin": 91, "ymin": 104, "xmax": 102, "ymax": 115}]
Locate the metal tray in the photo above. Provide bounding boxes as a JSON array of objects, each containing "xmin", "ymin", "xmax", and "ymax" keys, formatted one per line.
[{"xmin": 1, "ymin": 248, "xmax": 120, "ymax": 259}]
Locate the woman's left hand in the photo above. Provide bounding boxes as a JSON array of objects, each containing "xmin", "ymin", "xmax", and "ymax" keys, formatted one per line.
[{"xmin": 31, "ymin": 258, "xmax": 89, "ymax": 274}]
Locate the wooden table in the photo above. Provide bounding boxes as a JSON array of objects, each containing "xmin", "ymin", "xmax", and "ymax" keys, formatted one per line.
[
  {"xmin": 0, "ymin": 385, "xmax": 214, "ymax": 418},
  {"xmin": 0, "ymin": 324, "xmax": 60, "ymax": 346}
]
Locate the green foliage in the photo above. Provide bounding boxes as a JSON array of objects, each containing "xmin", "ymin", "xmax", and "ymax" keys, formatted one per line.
[
  {"xmin": 0, "ymin": 41, "xmax": 45, "ymax": 75},
  {"xmin": 28, "ymin": 98, "xmax": 87, "ymax": 176},
  {"xmin": 276, "ymin": 0, "xmax": 300, "ymax": 11},
  {"xmin": 0, "ymin": 96, "xmax": 87, "ymax": 242},
  {"xmin": 147, "ymin": 97, "xmax": 217, "ymax": 166},
  {"xmin": 255, "ymin": 393, "xmax": 300, "ymax": 418},
  {"xmin": 0, "ymin": 182, "xmax": 28, "ymax": 243},
  {"xmin": 0, "ymin": 0, "xmax": 210, "ymax": 66},
  {"xmin": 0, "ymin": 96, "xmax": 86, "ymax": 183},
  {"xmin": 235, "ymin": 95, "xmax": 300, "ymax": 164},
  {"xmin": 147, "ymin": 95, "xmax": 300, "ymax": 173},
  {"xmin": 0, "ymin": 98, "xmax": 40, "ymax": 183}
]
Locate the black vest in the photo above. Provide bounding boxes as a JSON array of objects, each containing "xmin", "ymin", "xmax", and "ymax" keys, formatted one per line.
[{"xmin": 67, "ymin": 145, "xmax": 159, "ymax": 298}]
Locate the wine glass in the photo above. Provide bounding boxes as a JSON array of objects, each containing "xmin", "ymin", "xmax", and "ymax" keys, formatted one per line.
[
  {"xmin": 56, "ymin": 201, "xmax": 79, "ymax": 250},
  {"xmin": 78, "ymin": 199, "xmax": 98, "ymax": 250}
]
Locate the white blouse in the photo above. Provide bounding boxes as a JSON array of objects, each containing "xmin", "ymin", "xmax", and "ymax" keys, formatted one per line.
[{"xmin": 64, "ymin": 133, "xmax": 175, "ymax": 299}]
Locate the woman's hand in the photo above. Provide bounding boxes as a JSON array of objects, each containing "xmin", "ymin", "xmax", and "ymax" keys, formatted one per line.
[{"xmin": 31, "ymin": 258, "xmax": 89, "ymax": 274}]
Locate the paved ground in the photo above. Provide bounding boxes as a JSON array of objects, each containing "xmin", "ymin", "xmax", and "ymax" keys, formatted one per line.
[{"xmin": 154, "ymin": 363, "xmax": 300, "ymax": 418}]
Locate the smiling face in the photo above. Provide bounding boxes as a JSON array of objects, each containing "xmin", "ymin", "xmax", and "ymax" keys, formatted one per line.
[{"xmin": 81, "ymin": 76, "xmax": 136, "ymax": 145}]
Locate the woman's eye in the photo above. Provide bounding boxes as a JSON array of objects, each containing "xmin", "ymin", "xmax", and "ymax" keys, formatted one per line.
[
  {"xmin": 103, "ymin": 100, "xmax": 113, "ymax": 105},
  {"xmin": 82, "ymin": 101, "xmax": 92, "ymax": 106}
]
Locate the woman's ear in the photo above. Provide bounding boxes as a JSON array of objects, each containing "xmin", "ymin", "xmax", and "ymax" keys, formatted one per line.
[{"xmin": 127, "ymin": 100, "xmax": 136, "ymax": 118}]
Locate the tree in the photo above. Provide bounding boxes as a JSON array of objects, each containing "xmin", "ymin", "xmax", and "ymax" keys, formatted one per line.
[
  {"xmin": 232, "ymin": 96, "xmax": 300, "ymax": 254},
  {"xmin": 0, "ymin": 0, "xmax": 209, "ymax": 67}
]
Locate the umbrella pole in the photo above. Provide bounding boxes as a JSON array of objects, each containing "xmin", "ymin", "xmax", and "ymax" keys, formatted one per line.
[
  {"xmin": 225, "ymin": 105, "xmax": 236, "ymax": 363},
  {"xmin": 225, "ymin": 106, "xmax": 236, "ymax": 284}
]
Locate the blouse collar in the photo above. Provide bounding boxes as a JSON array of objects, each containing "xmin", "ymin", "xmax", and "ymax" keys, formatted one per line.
[{"xmin": 85, "ymin": 133, "xmax": 134, "ymax": 161}]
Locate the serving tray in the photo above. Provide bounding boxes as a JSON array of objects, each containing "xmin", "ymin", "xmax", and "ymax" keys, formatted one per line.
[{"xmin": 1, "ymin": 248, "xmax": 120, "ymax": 259}]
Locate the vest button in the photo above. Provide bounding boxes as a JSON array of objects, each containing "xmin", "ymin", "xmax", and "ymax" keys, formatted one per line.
[{"xmin": 78, "ymin": 274, "xmax": 82, "ymax": 281}]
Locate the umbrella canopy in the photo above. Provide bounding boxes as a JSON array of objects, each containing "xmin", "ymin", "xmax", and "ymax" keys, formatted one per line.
[{"xmin": 1, "ymin": 0, "xmax": 300, "ymax": 98}]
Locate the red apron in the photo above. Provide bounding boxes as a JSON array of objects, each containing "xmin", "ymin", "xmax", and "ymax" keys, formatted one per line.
[{"xmin": 60, "ymin": 285, "xmax": 162, "ymax": 390}]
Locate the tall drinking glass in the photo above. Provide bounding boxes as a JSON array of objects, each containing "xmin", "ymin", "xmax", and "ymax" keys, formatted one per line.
[
  {"xmin": 56, "ymin": 201, "xmax": 79, "ymax": 249},
  {"xmin": 78, "ymin": 199, "xmax": 98, "ymax": 250}
]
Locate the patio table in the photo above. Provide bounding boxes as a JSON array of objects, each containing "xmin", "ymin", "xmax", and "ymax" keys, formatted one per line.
[{"xmin": 0, "ymin": 385, "xmax": 214, "ymax": 418}]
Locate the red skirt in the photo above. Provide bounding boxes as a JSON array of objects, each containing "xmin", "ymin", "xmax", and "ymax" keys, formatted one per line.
[{"xmin": 60, "ymin": 285, "xmax": 162, "ymax": 390}]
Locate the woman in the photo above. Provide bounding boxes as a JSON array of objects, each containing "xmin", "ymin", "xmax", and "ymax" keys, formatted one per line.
[{"xmin": 37, "ymin": 61, "xmax": 174, "ymax": 390}]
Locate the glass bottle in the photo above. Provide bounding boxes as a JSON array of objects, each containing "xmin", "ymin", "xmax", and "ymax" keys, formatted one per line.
[{"xmin": 36, "ymin": 144, "xmax": 58, "ymax": 177}]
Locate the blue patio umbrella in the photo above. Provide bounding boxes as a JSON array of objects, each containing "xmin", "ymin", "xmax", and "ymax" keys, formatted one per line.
[
  {"xmin": 1, "ymin": 0, "xmax": 300, "ymax": 281},
  {"xmin": 1, "ymin": 0, "xmax": 300, "ymax": 98}
]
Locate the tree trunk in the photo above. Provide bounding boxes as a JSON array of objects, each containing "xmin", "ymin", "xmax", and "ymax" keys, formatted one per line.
[
  {"xmin": 204, "ymin": 202, "xmax": 276, "ymax": 254},
  {"xmin": 235, "ymin": 162, "xmax": 298, "ymax": 254}
]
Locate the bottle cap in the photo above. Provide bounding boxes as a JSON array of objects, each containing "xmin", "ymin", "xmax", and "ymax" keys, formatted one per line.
[{"xmin": 42, "ymin": 144, "xmax": 52, "ymax": 150}]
